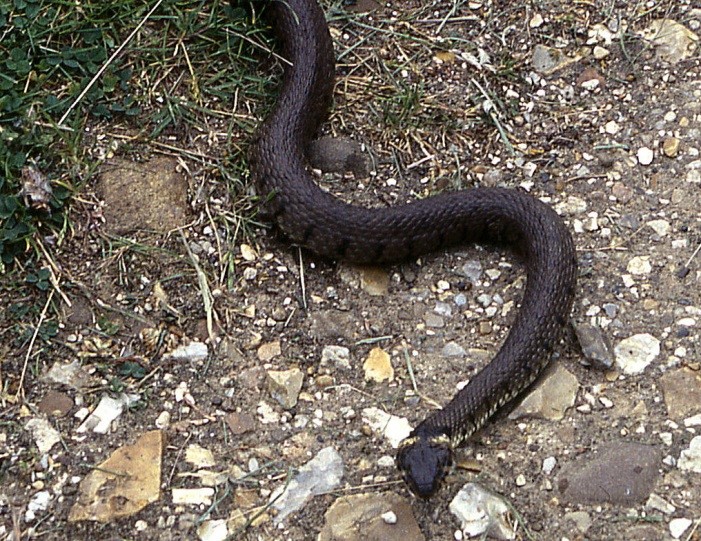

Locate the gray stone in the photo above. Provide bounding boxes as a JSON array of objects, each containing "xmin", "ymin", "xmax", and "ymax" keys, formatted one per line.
[
  {"xmin": 307, "ymin": 135, "xmax": 370, "ymax": 178},
  {"xmin": 321, "ymin": 345, "xmax": 352, "ymax": 370},
  {"xmin": 573, "ymin": 322, "xmax": 614, "ymax": 369},
  {"xmin": 460, "ymin": 260, "xmax": 483, "ymax": 284},
  {"xmin": 310, "ymin": 310, "xmax": 358, "ymax": 341},
  {"xmin": 270, "ymin": 447, "xmax": 344, "ymax": 524},
  {"xmin": 318, "ymin": 492, "xmax": 424, "ymax": 541},
  {"xmin": 564, "ymin": 511, "xmax": 592, "ymax": 533},
  {"xmin": 558, "ymin": 441, "xmax": 662, "ymax": 505},
  {"xmin": 442, "ymin": 341, "xmax": 466, "ymax": 357}
]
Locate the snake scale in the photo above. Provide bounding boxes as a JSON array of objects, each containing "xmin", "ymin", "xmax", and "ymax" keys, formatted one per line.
[{"xmin": 248, "ymin": 0, "xmax": 577, "ymax": 497}]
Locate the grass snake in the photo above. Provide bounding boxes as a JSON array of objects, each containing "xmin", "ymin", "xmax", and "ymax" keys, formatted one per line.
[{"xmin": 248, "ymin": 0, "xmax": 578, "ymax": 497}]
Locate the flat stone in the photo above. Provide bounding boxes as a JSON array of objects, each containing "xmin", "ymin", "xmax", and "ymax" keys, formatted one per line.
[
  {"xmin": 321, "ymin": 345, "xmax": 352, "ymax": 370},
  {"xmin": 660, "ymin": 367, "xmax": 701, "ymax": 419},
  {"xmin": 509, "ymin": 363, "xmax": 578, "ymax": 421},
  {"xmin": 99, "ymin": 157, "xmax": 190, "ymax": 233},
  {"xmin": 257, "ymin": 341, "xmax": 281, "ymax": 362},
  {"xmin": 224, "ymin": 412, "xmax": 256, "ymax": 435},
  {"xmin": 270, "ymin": 447, "xmax": 344, "ymax": 524},
  {"xmin": 318, "ymin": 493, "xmax": 424, "ymax": 541},
  {"xmin": 310, "ymin": 310, "xmax": 358, "ymax": 341},
  {"xmin": 558, "ymin": 441, "xmax": 661, "ymax": 505},
  {"xmin": 37, "ymin": 390, "xmax": 74, "ymax": 417},
  {"xmin": 357, "ymin": 266, "xmax": 389, "ymax": 296}
]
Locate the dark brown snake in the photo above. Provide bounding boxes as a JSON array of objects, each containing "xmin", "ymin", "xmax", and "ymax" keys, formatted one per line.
[{"xmin": 248, "ymin": 0, "xmax": 577, "ymax": 497}]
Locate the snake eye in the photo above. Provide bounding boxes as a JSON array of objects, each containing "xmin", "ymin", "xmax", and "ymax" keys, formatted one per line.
[{"xmin": 396, "ymin": 435, "xmax": 453, "ymax": 498}]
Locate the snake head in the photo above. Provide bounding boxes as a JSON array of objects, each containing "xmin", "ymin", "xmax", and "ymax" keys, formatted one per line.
[{"xmin": 396, "ymin": 431, "xmax": 453, "ymax": 498}]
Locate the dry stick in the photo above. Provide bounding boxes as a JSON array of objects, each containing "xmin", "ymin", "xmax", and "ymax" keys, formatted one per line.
[
  {"xmin": 58, "ymin": 0, "xmax": 165, "ymax": 126},
  {"xmin": 471, "ymin": 77, "xmax": 515, "ymax": 155},
  {"xmin": 298, "ymin": 247, "xmax": 307, "ymax": 310},
  {"xmin": 180, "ymin": 231, "xmax": 216, "ymax": 341},
  {"xmin": 16, "ymin": 289, "xmax": 55, "ymax": 400},
  {"xmin": 685, "ymin": 240, "xmax": 701, "ymax": 268}
]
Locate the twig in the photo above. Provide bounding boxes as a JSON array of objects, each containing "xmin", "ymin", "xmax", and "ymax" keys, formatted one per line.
[
  {"xmin": 16, "ymin": 290, "xmax": 55, "ymax": 400},
  {"xmin": 180, "ymin": 231, "xmax": 216, "ymax": 341},
  {"xmin": 298, "ymin": 247, "xmax": 307, "ymax": 310}
]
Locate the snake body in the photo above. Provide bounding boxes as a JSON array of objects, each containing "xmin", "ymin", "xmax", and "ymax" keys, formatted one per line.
[{"xmin": 249, "ymin": 0, "xmax": 577, "ymax": 497}]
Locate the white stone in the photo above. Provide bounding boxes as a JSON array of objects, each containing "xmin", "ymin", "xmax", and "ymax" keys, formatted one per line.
[
  {"xmin": 669, "ymin": 517, "xmax": 692, "ymax": 539},
  {"xmin": 604, "ymin": 120, "xmax": 620, "ymax": 134},
  {"xmin": 614, "ymin": 334, "xmax": 660, "ymax": 374},
  {"xmin": 165, "ymin": 341, "xmax": 208, "ymax": 362},
  {"xmin": 626, "ymin": 256, "xmax": 652, "ymax": 275},
  {"xmin": 637, "ymin": 146, "xmax": 654, "ymax": 165},
  {"xmin": 647, "ymin": 219, "xmax": 671, "ymax": 236},
  {"xmin": 684, "ymin": 414, "xmax": 701, "ymax": 427},
  {"xmin": 362, "ymin": 407, "xmax": 412, "ymax": 448},
  {"xmin": 542, "ymin": 456, "xmax": 557, "ymax": 475},
  {"xmin": 450, "ymin": 483, "xmax": 515, "ymax": 540},
  {"xmin": 381, "ymin": 511, "xmax": 398, "ymax": 524},
  {"xmin": 678, "ymin": 436, "xmax": 701, "ymax": 473}
]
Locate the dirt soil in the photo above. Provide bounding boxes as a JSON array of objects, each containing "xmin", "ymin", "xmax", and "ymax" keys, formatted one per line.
[{"xmin": 2, "ymin": 1, "xmax": 701, "ymax": 540}]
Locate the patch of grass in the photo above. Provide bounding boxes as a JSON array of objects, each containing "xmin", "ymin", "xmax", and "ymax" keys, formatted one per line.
[{"xmin": 0, "ymin": 0, "xmax": 268, "ymax": 272}]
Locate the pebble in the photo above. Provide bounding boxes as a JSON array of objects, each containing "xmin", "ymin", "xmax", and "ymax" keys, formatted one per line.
[
  {"xmin": 449, "ymin": 483, "xmax": 515, "ymax": 540},
  {"xmin": 564, "ymin": 511, "xmax": 592, "ymax": 534},
  {"xmin": 663, "ymin": 137, "xmax": 680, "ymax": 157},
  {"xmin": 358, "ymin": 266, "xmax": 389, "ymax": 296},
  {"xmin": 442, "ymin": 341, "xmax": 467, "ymax": 357},
  {"xmin": 267, "ymin": 368, "xmax": 304, "ymax": 409},
  {"xmin": 434, "ymin": 301, "xmax": 453, "ymax": 317},
  {"xmin": 542, "ymin": 457, "xmax": 557, "ymax": 475},
  {"xmin": 164, "ymin": 341, "xmax": 208, "ymax": 362},
  {"xmin": 646, "ymin": 493, "xmax": 676, "ymax": 515},
  {"xmin": 257, "ymin": 341, "xmax": 281, "ymax": 362},
  {"xmin": 593, "ymin": 45, "xmax": 609, "ymax": 59},
  {"xmin": 362, "ymin": 407, "xmax": 412, "ymax": 448},
  {"xmin": 460, "ymin": 260, "xmax": 483, "ymax": 283},
  {"xmin": 646, "ymin": 219, "xmax": 671, "ymax": 236},
  {"xmin": 637, "ymin": 146, "xmax": 654, "ymax": 165},
  {"xmin": 321, "ymin": 345, "xmax": 351, "ymax": 370},
  {"xmin": 363, "ymin": 348, "xmax": 394, "ymax": 383},
  {"xmin": 626, "ymin": 256, "xmax": 652, "ymax": 275},
  {"xmin": 613, "ymin": 334, "xmax": 660, "ymax": 375},
  {"xmin": 423, "ymin": 312, "xmax": 445, "ymax": 328},
  {"xmin": 669, "ymin": 518, "xmax": 692, "ymax": 539}
]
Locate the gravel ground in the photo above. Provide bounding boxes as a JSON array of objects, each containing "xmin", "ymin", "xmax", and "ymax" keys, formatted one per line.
[{"xmin": 2, "ymin": 1, "xmax": 701, "ymax": 540}]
